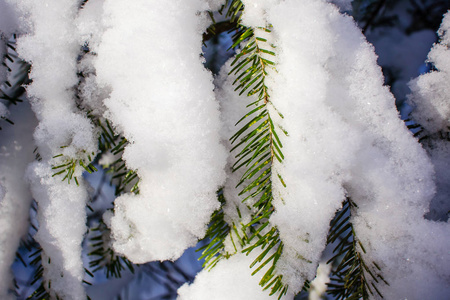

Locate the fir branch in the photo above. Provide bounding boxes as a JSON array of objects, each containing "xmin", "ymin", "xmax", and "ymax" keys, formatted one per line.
[
  {"xmin": 87, "ymin": 221, "xmax": 136, "ymax": 278},
  {"xmin": 0, "ymin": 38, "xmax": 29, "ymax": 105},
  {"xmin": 326, "ymin": 198, "xmax": 388, "ymax": 299},
  {"xmin": 200, "ymin": 2, "xmax": 289, "ymax": 298},
  {"xmin": 27, "ymin": 246, "xmax": 52, "ymax": 300},
  {"xmin": 97, "ymin": 119, "xmax": 140, "ymax": 195},
  {"xmin": 0, "ymin": 38, "xmax": 30, "ymax": 130},
  {"xmin": 75, "ymin": 55, "xmax": 140, "ymax": 194},
  {"xmin": 227, "ymin": 13, "xmax": 289, "ymax": 300},
  {"xmin": 197, "ymin": 189, "xmax": 231, "ymax": 269},
  {"xmin": 51, "ymin": 148, "xmax": 97, "ymax": 185},
  {"xmin": 223, "ymin": 0, "xmax": 245, "ymax": 24},
  {"xmin": 361, "ymin": 0, "xmax": 387, "ymax": 34},
  {"xmin": 85, "ymin": 120, "xmax": 139, "ymax": 278}
]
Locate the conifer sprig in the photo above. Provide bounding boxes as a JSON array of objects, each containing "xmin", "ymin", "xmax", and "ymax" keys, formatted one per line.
[
  {"xmin": 88, "ymin": 221, "xmax": 135, "ymax": 278},
  {"xmin": 84, "ymin": 120, "xmax": 139, "ymax": 276},
  {"xmin": 97, "ymin": 119, "xmax": 140, "ymax": 195},
  {"xmin": 27, "ymin": 247, "xmax": 52, "ymax": 300},
  {"xmin": 201, "ymin": 1, "xmax": 289, "ymax": 297},
  {"xmin": 51, "ymin": 149, "xmax": 97, "ymax": 185},
  {"xmin": 326, "ymin": 198, "xmax": 388, "ymax": 299},
  {"xmin": 227, "ymin": 18, "xmax": 289, "ymax": 300},
  {"xmin": 0, "ymin": 38, "xmax": 30, "ymax": 129},
  {"xmin": 0, "ymin": 38, "xmax": 29, "ymax": 103},
  {"xmin": 197, "ymin": 189, "xmax": 232, "ymax": 269}
]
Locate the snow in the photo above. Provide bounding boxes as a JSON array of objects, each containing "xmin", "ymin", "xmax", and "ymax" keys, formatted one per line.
[
  {"xmin": 308, "ymin": 263, "xmax": 331, "ymax": 300},
  {"xmin": 409, "ymin": 12, "xmax": 450, "ymax": 135},
  {"xmin": 269, "ymin": 1, "xmax": 445, "ymax": 297},
  {"xmin": 0, "ymin": 102, "xmax": 36, "ymax": 300},
  {"xmin": 408, "ymin": 12, "xmax": 450, "ymax": 222},
  {"xmin": 178, "ymin": 250, "xmax": 290, "ymax": 300},
  {"xmin": 11, "ymin": 0, "xmax": 99, "ymax": 298},
  {"xmin": 0, "ymin": 1, "xmax": 448, "ymax": 299},
  {"xmin": 95, "ymin": 0, "xmax": 227, "ymax": 263},
  {"xmin": 240, "ymin": 0, "xmax": 279, "ymax": 28},
  {"xmin": 27, "ymin": 162, "xmax": 89, "ymax": 299},
  {"xmin": 77, "ymin": 0, "xmax": 106, "ymax": 53},
  {"xmin": 184, "ymin": 0, "xmax": 447, "ymax": 298}
]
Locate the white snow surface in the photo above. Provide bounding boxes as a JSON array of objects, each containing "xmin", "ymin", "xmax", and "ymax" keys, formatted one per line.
[
  {"xmin": 77, "ymin": 0, "xmax": 106, "ymax": 53},
  {"xmin": 96, "ymin": 0, "xmax": 227, "ymax": 263},
  {"xmin": 240, "ymin": 0, "xmax": 280, "ymax": 28}
]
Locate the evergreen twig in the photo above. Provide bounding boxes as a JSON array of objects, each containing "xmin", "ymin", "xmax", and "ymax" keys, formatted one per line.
[
  {"xmin": 200, "ymin": 1, "xmax": 289, "ymax": 298},
  {"xmin": 326, "ymin": 198, "xmax": 388, "ymax": 299},
  {"xmin": 87, "ymin": 221, "xmax": 136, "ymax": 278}
]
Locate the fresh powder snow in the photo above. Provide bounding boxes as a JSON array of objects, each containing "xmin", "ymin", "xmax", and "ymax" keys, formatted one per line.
[{"xmin": 95, "ymin": 0, "xmax": 227, "ymax": 263}]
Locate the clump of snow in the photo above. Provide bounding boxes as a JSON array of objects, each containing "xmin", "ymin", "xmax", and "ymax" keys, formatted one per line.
[
  {"xmin": 12, "ymin": 0, "xmax": 99, "ymax": 298},
  {"xmin": 206, "ymin": 0, "xmax": 225, "ymax": 11},
  {"xmin": 0, "ymin": 102, "xmax": 36, "ymax": 300},
  {"xmin": 267, "ymin": 1, "xmax": 353, "ymax": 292},
  {"xmin": 27, "ymin": 161, "xmax": 88, "ymax": 299},
  {"xmin": 15, "ymin": 0, "xmax": 98, "ymax": 162},
  {"xmin": 409, "ymin": 12, "xmax": 450, "ymax": 135},
  {"xmin": 96, "ymin": 0, "xmax": 227, "ymax": 263},
  {"xmin": 408, "ymin": 13, "xmax": 450, "ymax": 220},
  {"xmin": 76, "ymin": 0, "xmax": 110, "ymax": 120},
  {"xmin": 240, "ymin": 0, "xmax": 279, "ymax": 28},
  {"xmin": 268, "ymin": 1, "xmax": 445, "ymax": 297},
  {"xmin": 178, "ymin": 250, "xmax": 291, "ymax": 300},
  {"xmin": 76, "ymin": 0, "xmax": 106, "ymax": 53},
  {"xmin": 308, "ymin": 263, "xmax": 331, "ymax": 300}
]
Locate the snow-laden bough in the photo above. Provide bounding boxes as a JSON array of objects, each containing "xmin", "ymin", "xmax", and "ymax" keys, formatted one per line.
[
  {"xmin": 179, "ymin": 1, "xmax": 448, "ymax": 298},
  {"xmin": 95, "ymin": 0, "xmax": 227, "ymax": 263},
  {"xmin": 13, "ymin": 0, "xmax": 98, "ymax": 298}
]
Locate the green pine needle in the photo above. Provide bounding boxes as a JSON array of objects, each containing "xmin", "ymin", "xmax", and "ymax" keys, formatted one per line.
[
  {"xmin": 326, "ymin": 198, "xmax": 388, "ymax": 299},
  {"xmin": 51, "ymin": 150, "xmax": 97, "ymax": 185},
  {"xmin": 87, "ymin": 221, "xmax": 135, "ymax": 278},
  {"xmin": 199, "ymin": 2, "xmax": 289, "ymax": 298}
]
